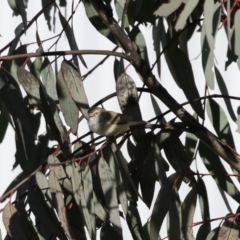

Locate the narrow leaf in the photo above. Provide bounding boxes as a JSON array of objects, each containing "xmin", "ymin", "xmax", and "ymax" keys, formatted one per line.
[
  {"xmin": 2, "ymin": 202, "xmax": 27, "ymax": 239},
  {"xmin": 98, "ymin": 156, "xmax": 122, "ymax": 237},
  {"xmin": 154, "ymin": 0, "xmax": 182, "ymax": 17},
  {"xmin": 58, "ymin": 11, "xmax": 87, "ymax": 68},
  {"xmin": 56, "ymin": 67, "xmax": 79, "ymax": 134},
  {"xmin": 49, "ymin": 170, "xmax": 74, "ymax": 239},
  {"xmin": 234, "ymin": 9, "xmax": 240, "ymax": 56},
  {"xmin": 61, "ymin": 60, "xmax": 89, "ymax": 117},
  {"xmin": 175, "ymin": 0, "xmax": 199, "ymax": 31}
]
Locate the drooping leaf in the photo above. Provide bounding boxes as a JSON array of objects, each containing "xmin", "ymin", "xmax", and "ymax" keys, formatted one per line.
[
  {"xmin": 41, "ymin": 58, "xmax": 58, "ymax": 102},
  {"xmin": 41, "ymin": 0, "xmax": 53, "ymax": 30},
  {"xmin": 207, "ymin": 98, "xmax": 235, "ymax": 148},
  {"xmin": 154, "ymin": 0, "xmax": 182, "ymax": 17},
  {"xmin": 234, "ymin": 9, "xmax": 240, "ymax": 56},
  {"xmin": 49, "ymin": 170, "xmax": 74, "ymax": 239},
  {"xmin": 39, "ymin": 81, "xmax": 69, "ymax": 147},
  {"xmin": 2, "ymin": 201, "xmax": 28, "ymax": 239},
  {"xmin": 16, "ymin": 0, "xmax": 28, "ymax": 31},
  {"xmin": 61, "ymin": 60, "xmax": 89, "ymax": 117},
  {"xmin": 152, "ymin": 18, "xmax": 162, "ymax": 77},
  {"xmin": 48, "ymin": 154, "xmax": 73, "ymax": 192},
  {"xmin": 150, "ymin": 172, "xmax": 182, "ymax": 240},
  {"xmin": 82, "ymin": 0, "xmax": 118, "ymax": 45},
  {"xmin": 2, "ymin": 45, "xmax": 27, "ymax": 83},
  {"xmin": 56, "ymin": 67, "xmax": 79, "ymax": 134},
  {"xmin": 206, "ymin": 227, "xmax": 220, "ymax": 240},
  {"xmin": 100, "ymin": 223, "xmax": 120, "ymax": 240},
  {"xmin": 80, "ymin": 164, "xmax": 96, "ymax": 239},
  {"xmin": 164, "ymin": 138, "xmax": 191, "ymax": 183},
  {"xmin": 201, "ymin": 1, "xmax": 221, "ymax": 89},
  {"xmin": 126, "ymin": 202, "xmax": 146, "ymax": 240},
  {"xmin": 0, "ymin": 102, "xmax": 9, "ymax": 143},
  {"xmin": 28, "ymin": 186, "xmax": 68, "ymax": 240},
  {"xmin": 199, "ymin": 142, "xmax": 240, "ymax": 203},
  {"xmin": 214, "ymin": 66, "xmax": 236, "ymax": 121},
  {"xmin": 175, "ymin": 0, "xmax": 199, "ymax": 31},
  {"xmin": 17, "ymin": 66, "xmax": 41, "ymax": 105},
  {"xmin": 181, "ymin": 187, "xmax": 197, "ymax": 239},
  {"xmin": 217, "ymin": 216, "xmax": 239, "ymax": 239},
  {"xmin": 109, "ymin": 144, "xmax": 128, "ymax": 214},
  {"xmin": 167, "ymin": 45, "xmax": 204, "ymax": 118},
  {"xmin": 169, "ymin": 185, "xmax": 182, "ymax": 240},
  {"xmin": 98, "ymin": 156, "xmax": 122, "ymax": 237},
  {"xmin": 129, "ymin": 27, "xmax": 150, "ymax": 68},
  {"xmin": 58, "ymin": 11, "xmax": 87, "ymax": 68}
]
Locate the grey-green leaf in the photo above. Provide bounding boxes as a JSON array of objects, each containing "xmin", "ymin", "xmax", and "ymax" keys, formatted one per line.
[{"xmin": 61, "ymin": 60, "xmax": 89, "ymax": 117}]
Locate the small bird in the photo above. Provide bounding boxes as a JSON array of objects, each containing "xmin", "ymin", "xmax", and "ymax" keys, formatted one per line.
[{"xmin": 87, "ymin": 107, "xmax": 147, "ymax": 136}]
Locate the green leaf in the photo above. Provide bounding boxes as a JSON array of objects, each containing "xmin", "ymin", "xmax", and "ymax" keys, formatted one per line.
[
  {"xmin": 152, "ymin": 19, "xmax": 162, "ymax": 77},
  {"xmin": 80, "ymin": 164, "xmax": 96, "ymax": 238},
  {"xmin": 35, "ymin": 171, "xmax": 52, "ymax": 206},
  {"xmin": 109, "ymin": 144, "xmax": 128, "ymax": 214},
  {"xmin": 100, "ymin": 223, "xmax": 120, "ymax": 240},
  {"xmin": 3, "ymin": 45, "xmax": 27, "ymax": 83},
  {"xmin": 196, "ymin": 223, "xmax": 211, "ymax": 240},
  {"xmin": 185, "ymin": 132, "xmax": 198, "ymax": 163},
  {"xmin": 2, "ymin": 201, "xmax": 28, "ymax": 239},
  {"xmin": 206, "ymin": 227, "xmax": 219, "ymax": 240},
  {"xmin": 154, "ymin": 0, "xmax": 182, "ymax": 17},
  {"xmin": 41, "ymin": 58, "xmax": 58, "ymax": 102},
  {"xmin": 201, "ymin": 1, "xmax": 221, "ymax": 89},
  {"xmin": 56, "ymin": 67, "xmax": 79, "ymax": 134},
  {"xmin": 214, "ymin": 66, "xmax": 236, "ymax": 121},
  {"xmin": 98, "ymin": 156, "xmax": 122, "ymax": 237},
  {"xmin": 82, "ymin": 0, "xmax": 118, "ymax": 45},
  {"xmin": 30, "ymin": 47, "xmax": 42, "ymax": 80},
  {"xmin": 164, "ymin": 138, "xmax": 191, "ymax": 183},
  {"xmin": 207, "ymin": 99, "xmax": 235, "ymax": 148},
  {"xmin": 17, "ymin": 66, "xmax": 41, "ymax": 105},
  {"xmin": 153, "ymin": 141, "xmax": 167, "ymax": 185},
  {"xmin": 199, "ymin": 142, "xmax": 240, "ymax": 203},
  {"xmin": 49, "ymin": 170, "xmax": 74, "ymax": 239},
  {"xmin": 150, "ymin": 172, "xmax": 182, "ymax": 240},
  {"xmin": 175, "ymin": 0, "xmax": 199, "ymax": 31},
  {"xmin": 217, "ymin": 216, "xmax": 239, "ymax": 239},
  {"xmin": 234, "ymin": 9, "xmax": 240, "ymax": 56},
  {"xmin": 0, "ymin": 102, "xmax": 9, "ymax": 143},
  {"xmin": 113, "ymin": 145, "xmax": 139, "ymax": 201},
  {"xmin": 113, "ymin": 58, "xmax": 124, "ymax": 82},
  {"xmin": 169, "ymin": 185, "xmax": 182, "ymax": 240},
  {"xmin": 126, "ymin": 202, "xmax": 145, "ymax": 240},
  {"xmin": 28, "ymin": 186, "xmax": 68, "ymax": 240},
  {"xmin": 150, "ymin": 94, "xmax": 167, "ymax": 123},
  {"xmin": 181, "ymin": 187, "xmax": 197, "ymax": 239},
  {"xmin": 61, "ymin": 60, "xmax": 89, "ymax": 117},
  {"xmin": 167, "ymin": 46, "xmax": 204, "ymax": 118},
  {"xmin": 16, "ymin": 0, "xmax": 28, "ymax": 31},
  {"xmin": 129, "ymin": 27, "xmax": 150, "ymax": 68},
  {"xmin": 155, "ymin": 124, "xmax": 183, "ymax": 150},
  {"xmin": 41, "ymin": 0, "xmax": 53, "ymax": 30},
  {"xmin": 58, "ymin": 11, "xmax": 87, "ymax": 68},
  {"xmin": 48, "ymin": 154, "xmax": 73, "ymax": 192},
  {"xmin": 203, "ymin": 0, "xmax": 215, "ymax": 51},
  {"xmin": 39, "ymin": 81, "xmax": 69, "ymax": 147},
  {"xmin": 135, "ymin": 134, "xmax": 155, "ymax": 207}
]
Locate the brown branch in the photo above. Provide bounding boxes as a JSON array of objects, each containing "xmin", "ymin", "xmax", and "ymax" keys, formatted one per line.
[
  {"xmin": 0, "ymin": 49, "xmax": 130, "ymax": 61},
  {"xmin": 89, "ymin": 0, "xmax": 240, "ymax": 172}
]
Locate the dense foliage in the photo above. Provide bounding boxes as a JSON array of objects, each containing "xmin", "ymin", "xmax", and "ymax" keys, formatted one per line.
[{"xmin": 1, "ymin": 0, "xmax": 240, "ymax": 239}]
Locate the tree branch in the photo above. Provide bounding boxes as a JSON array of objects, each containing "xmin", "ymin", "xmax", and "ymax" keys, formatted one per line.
[
  {"xmin": 0, "ymin": 49, "xmax": 130, "ymax": 61},
  {"xmin": 89, "ymin": 0, "xmax": 240, "ymax": 172}
]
